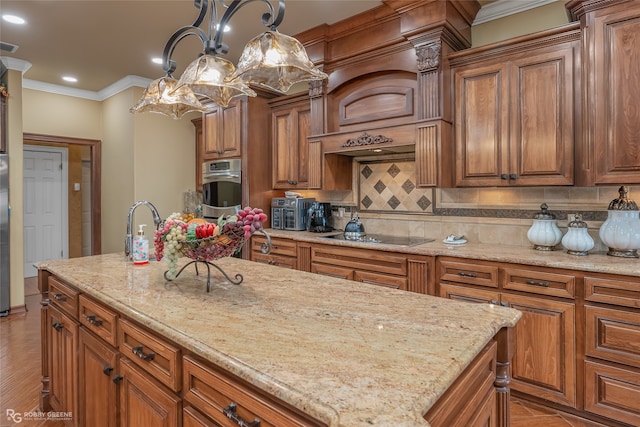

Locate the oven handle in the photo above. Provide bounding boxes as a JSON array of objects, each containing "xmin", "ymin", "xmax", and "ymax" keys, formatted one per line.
[{"xmin": 202, "ymin": 174, "xmax": 241, "ymax": 184}]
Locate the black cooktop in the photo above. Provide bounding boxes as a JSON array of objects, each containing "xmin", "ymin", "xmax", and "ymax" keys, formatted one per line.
[{"xmin": 321, "ymin": 233, "xmax": 434, "ymax": 247}]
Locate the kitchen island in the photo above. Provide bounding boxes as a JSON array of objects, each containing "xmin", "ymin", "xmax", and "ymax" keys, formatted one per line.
[{"xmin": 38, "ymin": 253, "xmax": 520, "ymax": 427}]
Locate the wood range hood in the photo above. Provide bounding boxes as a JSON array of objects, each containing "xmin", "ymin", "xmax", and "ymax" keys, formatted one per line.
[{"xmin": 293, "ymin": 0, "xmax": 483, "ymax": 189}]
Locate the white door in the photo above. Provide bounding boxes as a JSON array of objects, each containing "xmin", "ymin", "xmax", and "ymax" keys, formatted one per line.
[{"xmin": 23, "ymin": 146, "xmax": 69, "ymax": 277}]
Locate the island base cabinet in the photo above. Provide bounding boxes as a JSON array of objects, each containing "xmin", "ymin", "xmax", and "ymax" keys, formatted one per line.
[
  {"xmin": 425, "ymin": 340, "xmax": 498, "ymax": 427},
  {"xmin": 78, "ymin": 328, "xmax": 118, "ymax": 427},
  {"xmin": 183, "ymin": 355, "xmax": 327, "ymax": 427},
  {"xmin": 47, "ymin": 303, "xmax": 78, "ymax": 427},
  {"xmin": 119, "ymin": 358, "xmax": 181, "ymax": 427}
]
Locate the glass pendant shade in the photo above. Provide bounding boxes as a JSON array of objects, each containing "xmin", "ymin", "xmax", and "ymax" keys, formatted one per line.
[
  {"xmin": 231, "ymin": 31, "xmax": 328, "ymax": 93},
  {"xmin": 175, "ymin": 54, "xmax": 256, "ymax": 107},
  {"xmin": 130, "ymin": 76, "xmax": 207, "ymax": 120}
]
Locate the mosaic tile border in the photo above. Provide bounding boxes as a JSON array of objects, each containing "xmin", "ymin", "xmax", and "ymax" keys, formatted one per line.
[{"xmin": 330, "ymin": 205, "xmax": 608, "ymax": 222}]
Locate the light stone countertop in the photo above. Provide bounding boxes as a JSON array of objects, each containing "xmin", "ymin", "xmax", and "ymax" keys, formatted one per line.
[
  {"xmin": 264, "ymin": 229, "xmax": 640, "ymax": 278},
  {"xmin": 37, "ymin": 253, "xmax": 521, "ymax": 427}
]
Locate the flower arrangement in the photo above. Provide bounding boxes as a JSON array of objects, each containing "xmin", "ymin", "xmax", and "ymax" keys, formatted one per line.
[
  {"xmin": 154, "ymin": 207, "xmax": 267, "ymax": 279},
  {"xmin": 0, "ymin": 85, "xmax": 9, "ymax": 98}
]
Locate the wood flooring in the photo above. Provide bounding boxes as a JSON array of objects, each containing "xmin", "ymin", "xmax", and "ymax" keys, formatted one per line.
[{"xmin": 0, "ymin": 282, "xmax": 614, "ymax": 427}]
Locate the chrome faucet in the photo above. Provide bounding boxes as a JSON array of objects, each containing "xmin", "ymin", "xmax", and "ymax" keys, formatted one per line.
[{"xmin": 125, "ymin": 200, "xmax": 162, "ymax": 258}]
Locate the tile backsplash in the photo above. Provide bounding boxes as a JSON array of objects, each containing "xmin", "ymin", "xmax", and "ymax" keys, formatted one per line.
[
  {"xmin": 358, "ymin": 160, "xmax": 434, "ymax": 213},
  {"xmin": 293, "ymin": 158, "xmax": 638, "ymax": 252}
]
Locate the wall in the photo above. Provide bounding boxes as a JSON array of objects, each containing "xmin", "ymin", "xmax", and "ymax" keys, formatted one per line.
[
  {"xmin": 8, "ymin": 83, "xmax": 199, "ymax": 312},
  {"xmin": 6, "ymin": 69, "xmax": 24, "ymax": 309}
]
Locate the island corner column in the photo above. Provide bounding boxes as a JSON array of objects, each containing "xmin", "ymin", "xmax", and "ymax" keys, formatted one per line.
[
  {"xmin": 495, "ymin": 326, "xmax": 515, "ymax": 427},
  {"xmin": 38, "ymin": 268, "xmax": 52, "ymax": 411}
]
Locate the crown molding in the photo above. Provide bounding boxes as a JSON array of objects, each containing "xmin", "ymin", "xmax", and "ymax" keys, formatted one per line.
[
  {"xmin": 0, "ymin": 57, "xmax": 151, "ymax": 101},
  {"xmin": 0, "ymin": 56, "xmax": 32, "ymax": 73},
  {"xmin": 474, "ymin": 0, "xmax": 559, "ymax": 25}
]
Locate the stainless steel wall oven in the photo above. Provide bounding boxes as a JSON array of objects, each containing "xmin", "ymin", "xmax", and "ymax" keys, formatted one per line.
[{"xmin": 201, "ymin": 159, "xmax": 242, "ymax": 220}]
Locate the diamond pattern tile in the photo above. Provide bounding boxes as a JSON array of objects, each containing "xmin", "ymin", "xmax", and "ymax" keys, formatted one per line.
[
  {"xmin": 358, "ymin": 161, "xmax": 434, "ymax": 213},
  {"xmin": 374, "ymin": 180, "xmax": 386, "ymax": 194},
  {"xmin": 387, "ymin": 195, "xmax": 401, "ymax": 210},
  {"xmin": 387, "ymin": 163, "xmax": 401, "ymax": 178},
  {"xmin": 361, "ymin": 165, "xmax": 373, "ymax": 179},
  {"xmin": 402, "ymin": 179, "xmax": 415, "ymax": 194}
]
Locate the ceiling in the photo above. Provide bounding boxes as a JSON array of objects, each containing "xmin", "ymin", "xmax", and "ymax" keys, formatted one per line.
[
  {"xmin": 0, "ymin": 0, "xmax": 499, "ymax": 95},
  {"xmin": 0, "ymin": 0, "xmax": 385, "ymax": 93}
]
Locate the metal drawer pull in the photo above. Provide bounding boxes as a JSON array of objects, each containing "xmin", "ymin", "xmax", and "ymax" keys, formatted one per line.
[
  {"xmin": 132, "ymin": 345, "xmax": 155, "ymax": 361},
  {"xmin": 52, "ymin": 293, "xmax": 67, "ymax": 301},
  {"xmin": 525, "ymin": 279, "xmax": 550, "ymax": 287},
  {"xmin": 112, "ymin": 374, "xmax": 123, "ymax": 384},
  {"xmin": 52, "ymin": 322, "xmax": 63, "ymax": 332},
  {"xmin": 103, "ymin": 365, "xmax": 113, "ymax": 376},
  {"xmin": 85, "ymin": 315, "xmax": 103, "ymax": 326},
  {"xmin": 458, "ymin": 271, "xmax": 477, "ymax": 278},
  {"xmin": 223, "ymin": 403, "xmax": 261, "ymax": 427}
]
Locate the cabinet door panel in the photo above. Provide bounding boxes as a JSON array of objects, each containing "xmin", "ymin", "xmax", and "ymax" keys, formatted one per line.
[
  {"xmin": 454, "ymin": 63, "xmax": 509, "ymax": 186},
  {"xmin": 78, "ymin": 328, "xmax": 118, "ymax": 427},
  {"xmin": 48, "ymin": 304, "xmax": 78, "ymax": 423},
  {"xmin": 591, "ymin": 6, "xmax": 640, "ymax": 184},
  {"xmin": 221, "ymin": 102, "xmax": 241, "ymax": 156},
  {"xmin": 119, "ymin": 358, "xmax": 181, "ymax": 427},
  {"xmin": 510, "ymin": 47, "xmax": 574, "ymax": 185},
  {"xmin": 272, "ymin": 110, "xmax": 294, "ymax": 187},
  {"xmin": 503, "ymin": 293, "xmax": 576, "ymax": 407}
]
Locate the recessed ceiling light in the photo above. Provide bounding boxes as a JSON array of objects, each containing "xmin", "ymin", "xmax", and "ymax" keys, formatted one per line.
[
  {"xmin": 2, "ymin": 14, "xmax": 26, "ymax": 25},
  {"xmin": 151, "ymin": 57, "xmax": 163, "ymax": 65},
  {"xmin": 62, "ymin": 76, "xmax": 78, "ymax": 83}
]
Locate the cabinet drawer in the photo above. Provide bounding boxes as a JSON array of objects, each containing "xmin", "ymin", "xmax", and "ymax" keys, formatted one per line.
[
  {"xmin": 503, "ymin": 267, "xmax": 575, "ymax": 298},
  {"xmin": 252, "ymin": 236, "xmax": 297, "ymax": 257},
  {"xmin": 312, "ymin": 244, "xmax": 406, "ymax": 276},
  {"xmin": 585, "ymin": 275, "xmax": 640, "ymax": 308},
  {"xmin": 354, "ymin": 270, "xmax": 406, "ymax": 290},
  {"xmin": 78, "ymin": 295, "xmax": 118, "ymax": 347},
  {"xmin": 438, "ymin": 259, "xmax": 498, "ymax": 288},
  {"xmin": 119, "ymin": 318, "xmax": 181, "ymax": 392},
  {"xmin": 48, "ymin": 276, "xmax": 79, "ymax": 318},
  {"xmin": 183, "ymin": 355, "xmax": 326, "ymax": 427},
  {"xmin": 585, "ymin": 360, "xmax": 640, "ymax": 426},
  {"xmin": 585, "ymin": 305, "xmax": 640, "ymax": 368},
  {"xmin": 252, "ymin": 253, "xmax": 297, "ymax": 269}
]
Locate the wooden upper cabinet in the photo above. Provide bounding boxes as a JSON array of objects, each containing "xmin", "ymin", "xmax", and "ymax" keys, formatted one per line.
[
  {"xmin": 452, "ymin": 25, "xmax": 579, "ymax": 187},
  {"xmin": 192, "ymin": 117, "xmax": 203, "ymax": 191},
  {"xmin": 271, "ymin": 96, "xmax": 311, "ymax": 189},
  {"xmin": 573, "ymin": 2, "xmax": 640, "ymax": 185},
  {"xmin": 203, "ymin": 100, "xmax": 242, "ymax": 160}
]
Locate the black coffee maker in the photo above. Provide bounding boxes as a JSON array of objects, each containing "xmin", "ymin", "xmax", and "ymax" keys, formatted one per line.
[{"xmin": 306, "ymin": 202, "xmax": 333, "ymax": 232}]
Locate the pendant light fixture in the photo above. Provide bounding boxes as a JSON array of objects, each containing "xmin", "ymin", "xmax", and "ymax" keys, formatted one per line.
[{"xmin": 131, "ymin": 0, "xmax": 328, "ymax": 118}]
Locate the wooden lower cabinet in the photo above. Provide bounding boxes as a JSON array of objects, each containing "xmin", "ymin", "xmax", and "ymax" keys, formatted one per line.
[
  {"xmin": 584, "ymin": 360, "xmax": 640, "ymax": 426},
  {"xmin": 503, "ymin": 293, "xmax": 576, "ymax": 407},
  {"xmin": 119, "ymin": 358, "xmax": 181, "ymax": 427},
  {"xmin": 47, "ymin": 303, "xmax": 78, "ymax": 426},
  {"xmin": 78, "ymin": 328, "xmax": 118, "ymax": 427},
  {"xmin": 438, "ymin": 258, "xmax": 577, "ymax": 409}
]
